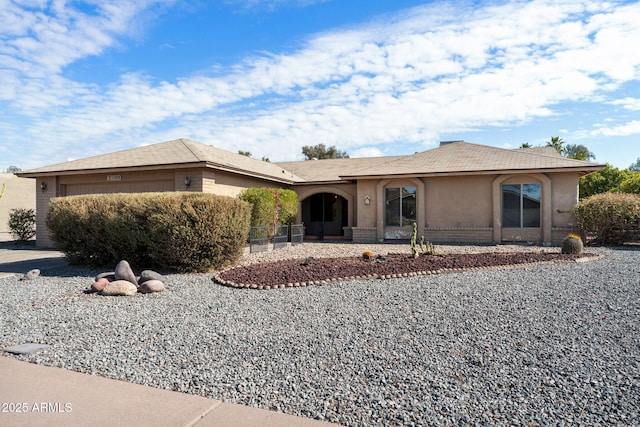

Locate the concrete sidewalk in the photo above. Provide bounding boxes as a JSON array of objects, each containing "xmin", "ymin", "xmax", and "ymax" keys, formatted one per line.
[
  {"xmin": 0, "ymin": 247, "xmax": 67, "ymax": 279},
  {"xmin": 0, "ymin": 357, "xmax": 336, "ymax": 427},
  {"xmin": 0, "ymin": 248, "xmax": 340, "ymax": 427}
]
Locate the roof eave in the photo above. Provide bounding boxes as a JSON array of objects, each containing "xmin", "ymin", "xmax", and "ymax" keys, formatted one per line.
[
  {"xmin": 16, "ymin": 162, "xmax": 208, "ymax": 178},
  {"xmin": 339, "ymin": 165, "xmax": 607, "ymax": 180},
  {"xmin": 204, "ymin": 162, "xmax": 300, "ymax": 185}
]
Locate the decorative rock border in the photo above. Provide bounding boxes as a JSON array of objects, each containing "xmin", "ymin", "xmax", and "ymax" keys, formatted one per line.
[{"xmin": 213, "ymin": 254, "xmax": 603, "ymax": 290}]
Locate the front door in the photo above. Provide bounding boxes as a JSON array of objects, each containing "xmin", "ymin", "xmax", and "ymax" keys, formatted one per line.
[{"xmin": 302, "ymin": 193, "xmax": 347, "ymax": 239}]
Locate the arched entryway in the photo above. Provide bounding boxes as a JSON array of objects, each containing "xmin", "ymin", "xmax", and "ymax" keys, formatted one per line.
[{"xmin": 301, "ymin": 192, "xmax": 348, "ymax": 240}]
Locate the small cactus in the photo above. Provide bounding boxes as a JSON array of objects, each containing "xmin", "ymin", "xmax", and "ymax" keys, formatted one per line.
[
  {"xmin": 362, "ymin": 250, "xmax": 375, "ymax": 260},
  {"xmin": 561, "ymin": 233, "xmax": 583, "ymax": 254},
  {"xmin": 410, "ymin": 223, "xmax": 436, "ymax": 257}
]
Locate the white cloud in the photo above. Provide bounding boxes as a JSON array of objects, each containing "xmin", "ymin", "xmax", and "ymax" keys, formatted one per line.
[
  {"xmin": 591, "ymin": 120, "xmax": 640, "ymax": 137},
  {"xmin": 611, "ymin": 97, "xmax": 640, "ymax": 111},
  {"xmin": 2, "ymin": 0, "xmax": 640, "ymax": 168}
]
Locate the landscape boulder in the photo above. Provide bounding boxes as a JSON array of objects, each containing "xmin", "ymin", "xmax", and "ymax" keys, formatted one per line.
[
  {"xmin": 139, "ymin": 270, "xmax": 164, "ymax": 284},
  {"xmin": 90, "ymin": 277, "xmax": 110, "ymax": 293},
  {"xmin": 138, "ymin": 279, "xmax": 165, "ymax": 294},
  {"xmin": 95, "ymin": 272, "xmax": 116, "ymax": 282},
  {"xmin": 115, "ymin": 260, "xmax": 138, "ymax": 286},
  {"xmin": 101, "ymin": 280, "xmax": 137, "ymax": 296}
]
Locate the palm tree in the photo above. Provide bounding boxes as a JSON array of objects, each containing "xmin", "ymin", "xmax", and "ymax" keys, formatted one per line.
[
  {"xmin": 546, "ymin": 136, "xmax": 565, "ymax": 155},
  {"xmin": 519, "ymin": 143, "xmax": 532, "ymax": 148}
]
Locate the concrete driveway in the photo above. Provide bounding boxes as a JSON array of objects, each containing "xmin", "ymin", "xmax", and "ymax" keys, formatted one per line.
[{"xmin": 0, "ymin": 246, "xmax": 67, "ymax": 278}]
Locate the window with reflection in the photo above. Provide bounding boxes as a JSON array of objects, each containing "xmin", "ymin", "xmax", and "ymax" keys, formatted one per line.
[
  {"xmin": 502, "ymin": 183, "xmax": 541, "ymax": 227},
  {"xmin": 385, "ymin": 186, "xmax": 417, "ymax": 226}
]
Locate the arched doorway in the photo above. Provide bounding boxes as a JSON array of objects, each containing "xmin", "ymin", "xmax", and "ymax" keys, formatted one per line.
[{"xmin": 301, "ymin": 193, "xmax": 348, "ymax": 240}]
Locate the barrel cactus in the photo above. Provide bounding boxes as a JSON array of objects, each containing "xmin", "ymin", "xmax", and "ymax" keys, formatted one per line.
[{"xmin": 561, "ymin": 233, "xmax": 583, "ymax": 254}]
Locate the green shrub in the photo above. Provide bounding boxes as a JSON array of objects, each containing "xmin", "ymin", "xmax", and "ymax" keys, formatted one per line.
[
  {"xmin": 619, "ymin": 173, "xmax": 640, "ymax": 194},
  {"xmin": 8, "ymin": 208, "xmax": 36, "ymax": 241},
  {"xmin": 46, "ymin": 192, "xmax": 251, "ymax": 272},
  {"xmin": 238, "ymin": 187, "xmax": 298, "ymax": 232},
  {"xmin": 573, "ymin": 192, "xmax": 640, "ymax": 245}
]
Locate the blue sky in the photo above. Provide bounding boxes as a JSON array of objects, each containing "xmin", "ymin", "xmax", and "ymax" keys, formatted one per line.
[{"xmin": 1, "ymin": 0, "xmax": 639, "ymax": 171}]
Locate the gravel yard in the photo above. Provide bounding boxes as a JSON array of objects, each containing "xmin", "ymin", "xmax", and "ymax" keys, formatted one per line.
[{"xmin": 1, "ymin": 243, "xmax": 639, "ymax": 426}]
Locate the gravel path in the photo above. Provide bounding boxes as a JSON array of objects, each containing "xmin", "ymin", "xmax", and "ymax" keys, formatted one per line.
[{"xmin": 1, "ymin": 244, "xmax": 639, "ymax": 426}]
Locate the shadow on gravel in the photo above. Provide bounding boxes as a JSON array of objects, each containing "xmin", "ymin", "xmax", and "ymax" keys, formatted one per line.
[
  {"xmin": 604, "ymin": 243, "xmax": 640, "ymax": 252},
  {"xmin": 0, "ymin": 258, "xmax": 102, "ymax": 279}
]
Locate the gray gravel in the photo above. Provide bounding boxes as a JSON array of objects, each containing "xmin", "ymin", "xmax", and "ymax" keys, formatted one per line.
[{"xmin": 1, "ymin": 244, "xmax": 639, "ymax": 426}]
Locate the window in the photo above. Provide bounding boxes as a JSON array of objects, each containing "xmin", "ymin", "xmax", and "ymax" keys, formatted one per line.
[
  {"xmin": 502, "ymin": 183, "xmax": 541, "ymax": 227},
  {"xmin": 385, "ymin": 186, "xmax": 417, "ymax": 226}
]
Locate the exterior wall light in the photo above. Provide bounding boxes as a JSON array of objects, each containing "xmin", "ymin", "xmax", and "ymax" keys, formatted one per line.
[
  {"xmin": 40, "ymin": 182, "xmax": 47, "ymax": 192},
  {"xmin": 184, "ymin": 176, "xmax": 191, "ymax": 187},
  {"xmin": 364, "ymin": 195, "xmax": 370, "ymax": 205}
]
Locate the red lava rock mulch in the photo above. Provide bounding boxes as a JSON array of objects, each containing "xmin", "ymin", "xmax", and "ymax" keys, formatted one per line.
[{"xmin": 215, "ymin": 252, "xmax": 597, "ymax": 290}]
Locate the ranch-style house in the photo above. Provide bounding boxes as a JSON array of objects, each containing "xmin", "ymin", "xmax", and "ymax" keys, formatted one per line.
[{"xmin": 18, "ymin": 138, "xmax": 605, "ymax": 247}]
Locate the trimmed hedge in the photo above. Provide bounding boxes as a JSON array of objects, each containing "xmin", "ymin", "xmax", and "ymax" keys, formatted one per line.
[
  {"xmin": 238, "ymin": 187, "xmax": 298, "ymax": 231},
  {"xmin": 573, "ymin": 192, "xmax": 640, "ymax": 245},
  {"xmin": 46, "ymin": 192, "xmax": 251, "ymax": 272}
]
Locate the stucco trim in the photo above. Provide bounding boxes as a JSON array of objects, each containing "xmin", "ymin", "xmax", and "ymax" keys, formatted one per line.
[
  {"xmin": 376, "ymin": 178, "xmax": 425, "ymax": 241},
  {"xmin": 492, "ymin": 173, "xmax": 552, "ymax": 244},
  {"xmin": 295, "ymin": 186, "xmax": 354, "ymax": 228}
]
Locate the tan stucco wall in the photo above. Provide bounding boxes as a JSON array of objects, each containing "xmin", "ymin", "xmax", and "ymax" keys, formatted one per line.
[
  {"xmin": 352, "ymin": 172, "xmax": 580, "ymax": 244},
  {"xmin": 204, "ymin": 170, "xmax": 283, "ymax": 198},
  {"xmin": 425, "ymin": 175, "xmax": 494, "ymax": 228},
  {"xmin": 0, "ymin": 173, "xmax": 36, "ymax": 241},
  {"xmin": 550, "ymin": 172, "xmax": 580, "ymax": 227}
]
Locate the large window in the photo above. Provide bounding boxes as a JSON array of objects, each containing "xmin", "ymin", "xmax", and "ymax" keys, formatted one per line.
[
  {"xmin": 502, "ymin": 183, "xmax": 541, "ymax": 228},
  {"xmin": 385, "ymin": 186, "xmax": 417, "ymax": 226}
]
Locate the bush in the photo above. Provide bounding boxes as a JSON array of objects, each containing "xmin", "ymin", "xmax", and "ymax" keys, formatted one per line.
[
  {"xmin": 8, "ymin": 208, "xmax": 36, "ymax": 241},
  {"xmin": 46, "ymin": 192, "xmax": 251, "ymax": 272},
  {"xmin": 619, "ymin": 173, "xmax": 640, "ymax": 194},
  {"xmin": 238, "ymin": 187, "xmax": 298, "ymax": 232},
  {"xmin": 573, "ymin": 192, "xmax": 640, "ymax": 245}
]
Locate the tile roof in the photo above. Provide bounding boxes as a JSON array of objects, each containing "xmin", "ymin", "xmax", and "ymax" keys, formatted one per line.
[
  {"xmin": 339, "ymin": 141, "xmax": 605, "ymax": 178},
  {"xmin": 19, "ymin": 139, "xmax": 304, "ymax": 183},
  {"xmin": 19, "ymin": 139, "xmax": 604, "ymax": 183},
  {"xmin": 276, "ymin": 156, "xmax": 404, "ymax": 183}
]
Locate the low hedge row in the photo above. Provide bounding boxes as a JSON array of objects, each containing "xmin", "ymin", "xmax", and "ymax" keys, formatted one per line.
[
  {"xmin": 574, "ymin": 192, "xmax": 640, "ymax": 245},
  {"xmin": 46, "ymin": 192, "xmax": 251, "ymax": 272}
]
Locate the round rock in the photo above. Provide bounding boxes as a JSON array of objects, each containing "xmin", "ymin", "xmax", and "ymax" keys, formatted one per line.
[
  {"xmin": 139, "ymin": 270, "xmax": 164, "ymax": 284},
  {"xmin": 138, "ymin": 280, "xmax": 165, "ymax": 294},
  {"xmin": 90, "ymin": 277, "xmax": 110, "ymax": 293},
  {"xmin": 100, "ymin": 280, "xmax": 137, "ymax": 296}
]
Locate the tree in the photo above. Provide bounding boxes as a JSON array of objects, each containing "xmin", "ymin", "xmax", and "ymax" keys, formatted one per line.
[
  {"xmin": 302, "ymin": 144, "xmax": 349, "ymax": 160},
  {"xmin": 238, "ymin": 150, "xmax": 251, "ymax": 157},
  {"xmin": 546, "ymin": 136, "xmax": 565, "ymax": 155},
  {"xmin": 564, "ymin": 144, "xmax": 595, "ymax": 161},
  {"xmin": 579, "ymin": 164, "xmax": 630, "ymax": 199},
  {"xmin": 620, "ymin": 173, "xmax": 640, "ymax": 194},
  {"xmin": 629, "ymin": 157, "xmax": 640, "ymax": 172},
  {"xmin": 5, "ymin": 166, "xmax": 21, "ymax": 173},
  {"xmin": 519, "ymin": 143, "xmax": 532, "ymax": 148}
]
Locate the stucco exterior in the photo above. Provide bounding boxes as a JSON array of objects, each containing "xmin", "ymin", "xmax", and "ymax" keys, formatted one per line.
[
  {"xmin": 0, "ymin": 173, "xmax": 36, "ymax": 241},
  {"xmin": 18, "ymin": 138, "xmax": 604, "ymax": 247}
]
